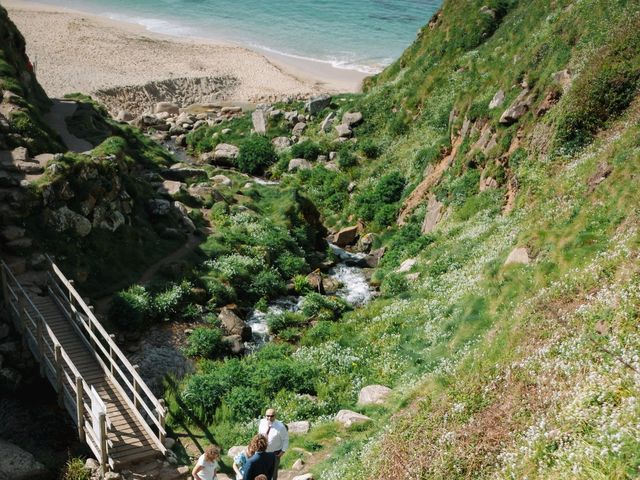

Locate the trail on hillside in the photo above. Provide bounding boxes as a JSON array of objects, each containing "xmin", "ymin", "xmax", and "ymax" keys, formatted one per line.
[{"xmin": 43, "ymin": 99, "xmax": 93, "ymax": 152}]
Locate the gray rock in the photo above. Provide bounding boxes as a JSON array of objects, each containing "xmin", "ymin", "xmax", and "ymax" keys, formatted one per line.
[
  {"xmin": 335, "ymin": 124, "xmax": 352, "ymax": 138},
  {"xmin": 45, "ymin": 206, "xmax": 92, "ymax": 237},
  {"xmin": 272, "ymin": 136, "xmax": 292, "ymax": 152},
  {"xmin": 288, "ymin": 158, "xmax": 313, "ymax": 172},
  {"xmin": 116, "ymin": 110, "xmax": 134, "ymax": 122},
  {"xmin": 396, "ymin": 258, "xmax": 417, "ymax": 273},
  {"xmin": 421, "ymin": 195, "xmax": 444, "ymax": 234},
  {"xmin": 406, "ymin": 272, "xmax": 420, "ymax": 282},
  {"xmin": 292, "ymin": 459, "xmax": 305, "ymax": 471},
  {"xmin": 288, "ymin": 421, "xmax": 310, "ymax": 434},
  {"xmin": 499, "ymin": 89, "xmax": 533, "ymax": 125},
  {"xmin": 489, "ymin": 89, "xmax": 505, "ymax": 109},
  {"xmin": 154, "ymin": 102, "xmax": 180, "ymax": 116},
  {"xmin": 504, "ymin": 247, "xmax": 530, "ymax": 266},
  {"xmin": 292, "ymin": 474, "xmax": 313, "ymax": 480},
  {"xmin": 335, "ymin": 409, "xmax": 371, "ymax": 427},
  {"xmin": 163, "ymin": 164, "xmax": 207, "ymax": 181},
  {"xmin": 212, "ymin": 175, "xmax": 232, "ymax": 187},
  {"xmin": 342, "ymin": 112, "xmax": 363, "ymax": 127},
  {"xmin": 84, "ymin": 458, "xmax": 99, "ymax": 471},
  {"xmin": 357, "ymin": 385, "xmax": 392, "ymax": 405},
  {"xmin": 292, "ymin": 122, "xmax": 307, "ymax": 136},
  {"xmin": 147, "ymin": 199, "xmax": 172, "ymax": 216},
  {"xmin": 552, "ymin": 69, "xmax": 573, "ymax": 89},
  {"xmin": 356, "ymin": 233, "xmax": 376, "ymax": 253},
  {"xmin": 252, "ymin": 109, "xmax": 268, "ymax": 134},
  {"xmin": 305, "ymin": 94, "xmax": 331, "ymax": 114},
  {"xmin": 363, "ymin": 247, "xmax": 385, "ymax": 268},
  {"xmin": 214, "ymin": 143, "xmax": 240, "ymax": 162},
  {"xmin": 320, "ymin": 112, "xmax": 335, "ymax": 133},
  {"xmin": 164, "ymin": 438, "xmax": 176, "ymax": 450},
  {"xmin": 219, "ymin": 307, "xmax": 252, "ymax": 341},
  {"xmin": 158, "ymin": 180, "xmax": 184, "ymax": 196},
  {"xmin": 173, "ymin": 201, "xmax": 196, "ymax": 233},
  {"xmin": 0, "ymin": 439, "xmax": 47, "ymax": 480},
  {"xmin": 104, "ymin": 472, "xmax": 122, "ymax": 480}
]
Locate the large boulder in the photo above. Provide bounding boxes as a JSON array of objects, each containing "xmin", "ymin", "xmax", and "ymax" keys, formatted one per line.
[
  {"xmin": 342, "ymin": 112, "xmax": 363, "ymax": 127},
  {"xmin": 335, "ymin": 124, "xmax": 352, "ymax": 138},
  {"xmin": 158, "ymin": 180, "xmax": 184, "ymax": 196},
  {"xmin": 320, "ymin": 112, "xmax": 335, "ymax": 133},
  {"xmin": 292, "ymin": 122, "xmax": 307, "ymax": 136},
  {"xmin": 219, "ymin": 307, "xmax": 252, "ymax": 341},
  {"xmin": 45, "ymin": 206, "xmax": 92, "ymax": 237},
  {"xmin": 305, "ymin": 94, "xmax": 331, "ymax": 114},
  {"xmin": 421, "ymin": 195, "xmax": 444, "ymax": 234},
  {"xmin": 212, "ymin": 175, "xmax": 233, "ymax": 187},
  {"xmin": 504, "ymin": 247, "xmax": 530, "ymax": 266},
  {"xmin": 0, "ymin": 440, "xmax": 47, "ymax": 480},
  {"xmin": 288, "ymin": 158, "xmax": 313, "ymax": 172},
  {"xmin": 272, "ymin": 136, "xmax": 292, "ymax": 152},
  {"xmin": 499, "ymin": 89, "xmax": 533, "ymax": 125},
  {"xmin": 362, "ymin": 247, "xmax": 385, "ymax": 268},
  {"xmin": 147, "ymin": 199, "xmax": 172, "ymax": 216},
  {"xmin": 173, "ymin": 201, "xmax": 196, "ymax": 233},
  {"xmin": 357, "ymin": 385, "xmax": 392, "ymax": 406},
  {"xmin": 488, "ymin": 89, "xmax": 505, "ymax": 109},
  {"xmin": 287, "ymin": 421, "xmax": 310, "ymax": 434},
  {"xmin": 335, "ymin": 410, "xmax": 371, "ymax": 427},
  {"xmin": 252, "ymin": 109, "xmax": 268, "ymax": 134},
  {"xmin": 213, "ymin": 143, "xmax": 240, "ymax": 164},
  {"xmin": 154, "ymin": 102, "xmax": 179, "ymax": 116},
  {"xmin": 223, "ymin": 335, "xmax": 245, "ymax": 355},
  {"xmin": 162, "ymin": 164, "xmax": 207, "ymax": 181},
  {"xmin": 1, "ymin": 226, "xmax": 25, "ymax": 242},
  {"xmin": 396, "ymin": 258, "xmax": 417, "ymax": 273},
  {"xmin": 328, "ymin": 226, "xmax": 358, "ymax": 247}
]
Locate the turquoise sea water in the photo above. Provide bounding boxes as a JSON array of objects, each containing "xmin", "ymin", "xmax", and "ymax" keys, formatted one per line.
[{"xmin": 37, "ymin": 0, "xmax": 441, "ymax": 73}]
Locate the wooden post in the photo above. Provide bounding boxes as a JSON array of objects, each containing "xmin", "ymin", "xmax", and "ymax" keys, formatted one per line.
[
  {"xmin": 158, "ymin": 399, "xmax": 166, "ymax": 447},
  {"xmin": 133, "ymin": 365, "xmax": 140, "ymax": 409},
  {"xmin": 99, "ymin": 412, "xmax": 108, "ymax": 471},
  {"xmin": 109, "ymin": 334, "xmax": 115, "ymax": 375},
  {"xmin": 36, "ymin": 315, "xmax": 44, "ymax": 377},
  {"xmin": 76, "ymin": 376, "xmax": 85, "ymax": 442},
  {"xmin": 54, "ymin": 344, "xmax": 64, "ymax": 407}
]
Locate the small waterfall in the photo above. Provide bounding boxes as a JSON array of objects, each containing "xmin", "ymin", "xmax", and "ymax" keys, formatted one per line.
[{"xmin": 246, "ymin": 243, "xmax": 374, "ymax": 347}]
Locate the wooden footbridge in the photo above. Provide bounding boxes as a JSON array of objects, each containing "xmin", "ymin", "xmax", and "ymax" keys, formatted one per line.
[{"xmin": 1, "ymin": 257, "xmax": 167, "ymax": 473}]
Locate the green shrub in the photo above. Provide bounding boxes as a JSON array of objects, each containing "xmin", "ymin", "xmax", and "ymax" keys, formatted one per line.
[
  {"xmin": 293, "ymin": 275, "xmax": 312, "ymax": 294},
  {"xmin": 237, "ymin": 135, "xmax": 278, "ymax": 174},
  {"xmin": 381, "ymin": 273, "xmax": 409, "ymax": 297},
  {"xmin": 291, "ymin": 140, "xmax": 322, "ymax": 160},
  {"xmin": 355, "ymin": 171, "xmax": 406, "ymax": 222},
  {"xmin": 359, "ymin": 139, "xmax": 381, "ymax": 159},
  {"xmin": 110, "ymin": 285, "xmax": 151, "ymax": 329},
  {"xmin": 555, "ymin": 18, "xmax": 640, "ymax": 152},
  {"xmin": 301, "ymin": 293, "xmax": 350, "ymax": 321},
  {"xmin": 337, "ymin": 145, "xmax": 357, "ymax": 169},
  {"xmin": 62, "ymin": 458, "xmax": 90, "ymax": 480},
  {"xmin": 221, "ymin": 386, "xmax": 265, "ymax": 421},
  {"xmin": 248, "ymin": 269, "xmax": 286, "ymax": 299},
  {"xmin": 267, "ymin": 311, "xmax": 306, "ymax": 335},
  {"xmin": 184, "ymin": 327, "xmax": 224, "ymax": 358},
  {"xmin": 153, "ymin": 282, "xmax": 191, "ymax": 320}
]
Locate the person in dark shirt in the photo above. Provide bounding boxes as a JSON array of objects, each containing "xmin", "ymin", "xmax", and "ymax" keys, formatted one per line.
[{"xmin": 243, "ymin": 434, "xmax": 275, "ymax": 480}]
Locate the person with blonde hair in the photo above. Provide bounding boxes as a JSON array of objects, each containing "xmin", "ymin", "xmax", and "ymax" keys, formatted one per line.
[
  {"xmin": 233, "ymin": 439, "xmax": 257, "ymax": 480},
  {"xmin": 243, "ymin": 434, "xmax": 275, "ymax": 480},
  {"xmin": 192, "ymin": 444, "xmax": 220, "ymax": 480}
]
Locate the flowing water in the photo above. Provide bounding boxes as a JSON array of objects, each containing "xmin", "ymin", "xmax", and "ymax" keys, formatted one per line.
[
  {"xmin": 246, "ymin": 244, "xmax": 375, "ymax": 348},
  {"xmin": 34, "ymin": 0, "xmax": 441, "ymax": 74}
]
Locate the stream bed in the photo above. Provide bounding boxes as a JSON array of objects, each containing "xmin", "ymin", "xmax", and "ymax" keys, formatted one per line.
[{"xmin": 245, "ymin": 244, "xmax": 375, "ymax": 349}]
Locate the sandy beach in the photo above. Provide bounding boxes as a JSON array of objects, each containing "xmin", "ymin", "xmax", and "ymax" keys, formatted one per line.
[{"xmin": 3, "ymin": 0, "xmax": 366, "ymax": 110}]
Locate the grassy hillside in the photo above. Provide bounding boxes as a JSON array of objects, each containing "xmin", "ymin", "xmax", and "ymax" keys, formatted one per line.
[{"xmin": 285, "ymin": 0, "xmax": 640, "ymax": 478}]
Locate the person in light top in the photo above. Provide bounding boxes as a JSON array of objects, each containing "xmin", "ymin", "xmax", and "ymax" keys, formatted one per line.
[
  {"xmin": 257, "ymin": 408, "xmax": 288, "ymax": 480},
  {"xmin": 192, "ymin": 444, "xmax": 220, "ymax": 480}
]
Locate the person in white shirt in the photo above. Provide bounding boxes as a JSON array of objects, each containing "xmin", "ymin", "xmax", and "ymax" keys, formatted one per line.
[
  {"xmin": 192, "ymin": 444, "xmax": 220, "ymax": 480},
  {"xmin": 257, "ymin": 408, "xmax": 288, "ymax": 480}
]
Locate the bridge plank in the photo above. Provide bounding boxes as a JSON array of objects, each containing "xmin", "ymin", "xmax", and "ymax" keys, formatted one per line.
[{"xmin": 27, "ymin": 294, "xmax": 160, "ymax": 467}]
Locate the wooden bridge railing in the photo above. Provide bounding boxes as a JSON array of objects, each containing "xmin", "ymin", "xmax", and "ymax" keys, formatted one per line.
[
  {"xmin": 1, "ymin": 261, "xmax": 112, "ymax": 469},
  {"xmin": 45, "ymin": 256, "xmax": 167, "ymax": 458}
]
